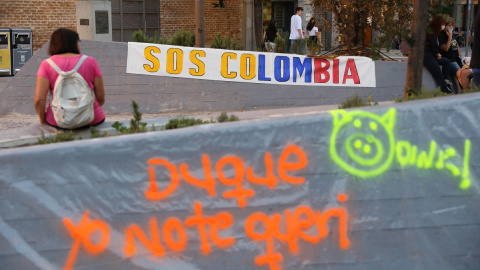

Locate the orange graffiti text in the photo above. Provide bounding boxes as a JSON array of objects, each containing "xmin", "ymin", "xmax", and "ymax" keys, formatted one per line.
[
  {"xmin": 245, "ymin": 194, "xmax": 350, "ymax": 270},
  {"xmin": 145, "ymin": 144, "xmax": 308, "ymax": 207}
]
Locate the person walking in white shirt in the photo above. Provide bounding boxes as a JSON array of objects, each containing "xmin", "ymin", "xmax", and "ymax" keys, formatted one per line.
[
  {"xmin": 307, "ymin": 17, "xmax": 322, "ymax": 45},
  {"xmin": 289, "ymin": 6, "xmax": 304, "ymax": 53}
]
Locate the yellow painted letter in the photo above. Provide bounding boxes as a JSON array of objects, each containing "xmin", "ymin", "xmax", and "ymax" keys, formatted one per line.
[
  {"xmin": 166, "ymin": 48, "xmax": 184, "ymax": 74},
  {"xmin": 221, "ymin": 53, "xmax": 238, "ymax": 79},
  {"xmin": 240, "ymin": 54, "xmax": 256, "ymax": 80},
  {"xmin": 144, "ymin": 46, "xmax": 160, "ymax": 72},
  {"xmin": 190, "ymin": 50, "xmax": 206, "ymax": 76}
]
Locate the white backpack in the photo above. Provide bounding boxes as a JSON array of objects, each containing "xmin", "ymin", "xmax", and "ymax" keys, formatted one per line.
[{"xmin": 46, "ymin": 55, "xmax": 95, "ymax": 129}]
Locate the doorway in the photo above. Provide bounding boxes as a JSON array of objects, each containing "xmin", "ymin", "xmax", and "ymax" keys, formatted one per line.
[{"xmin": 263, "ymin": 0, "xmax": 296, "ymax": 35}]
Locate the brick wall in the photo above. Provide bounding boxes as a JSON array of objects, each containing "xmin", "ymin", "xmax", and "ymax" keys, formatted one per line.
[
  {"xmin": 0, "ymin": 0, "xmax": 77, "ymax": 52},
  {"xmin": 0, "ymin": 0, "xmax": 244, "ymax": 51},
  {"xmin": 160, "ymin": 0, "xmax": 244, "ymax": 45}
]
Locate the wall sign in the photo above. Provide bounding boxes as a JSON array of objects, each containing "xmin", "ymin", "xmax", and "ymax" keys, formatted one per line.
[
  {"xmin": 127, "ymin": 43, "xmax": 377, "ymax": 87},
  {"xmin": 80, "ymin": 19, "xmax": 89, "ymax": 26}
]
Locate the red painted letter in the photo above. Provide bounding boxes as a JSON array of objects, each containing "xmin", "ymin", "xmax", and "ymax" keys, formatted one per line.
[
  {"xmin": 342, "ymin": 59, "xmax": 360, "ymax": 84},
  {"xmin": 314, "ymin": 58, "xmax": 330, "ymax": 83}
]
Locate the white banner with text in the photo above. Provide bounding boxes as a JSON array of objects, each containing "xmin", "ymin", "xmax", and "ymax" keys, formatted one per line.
[{"xmin": 127, "ymin": 42, "xmax": 376, "ymax": 87}]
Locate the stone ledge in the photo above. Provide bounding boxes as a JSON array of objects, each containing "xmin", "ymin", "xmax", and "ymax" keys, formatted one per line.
[{"xmin": 0, "ymin": 118, "xmax": 169, "ymax": 149}]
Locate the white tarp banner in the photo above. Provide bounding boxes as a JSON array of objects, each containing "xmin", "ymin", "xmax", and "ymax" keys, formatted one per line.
[{"xmin": 127, "ymin": 42, "xmax": 377, "ymax": 87}]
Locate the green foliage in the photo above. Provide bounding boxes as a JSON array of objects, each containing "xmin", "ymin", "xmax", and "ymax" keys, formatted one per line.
[
  {"xmin": 210, "ymin": 33, "xmax": 243, "ymax": 50},
  {"xmin": 405, "ymin": 89, "xmax": 448, "ymax": 101},
  {"xmin": 274, "ymin": 32, "xmax": 288, "ymax": 53},
  {"xmin": 132, "ymin": 29, "xmax": 150, "ymax": 43},
  {"xmin": 396, "ymin": 86, "xmax": 448, "ymax": 102},
  {"xmin": 217, "ymin": 111, "xmax": 239, "ymax": 122},
  {"xmin": 131, "ymin": 29, "xmax": 192, "ymax": 46},
  {"xmin": 367, "ymin": 95, "xmax": 379, "ymax": 106},
  {"xmin": 36, "ymin": 127, "xmax": 107, "ymax": 145},
  {"xmin": 314, "ymin": 0, "xmax": 455, "ymax": 53},
  {"xmin": 291, "ymin": 38, "xmax": 307, "ymax": 55},
  {"xmin": 34, "ymin": 100, "xmax": 152, "ymax": 146},
  {"xmin": 34, "ymin": 104, "xmax": 243, "ymax": 146},
  {"xmin": 165, "ymin": 118, "xmax": 213, "ymax": 130},
  {"xmin": 112, "ymin": 101, "xmax": 148, "ymax": 134},
  {"xmin": 463, "ymin": 81, "xmax": 480, "ymax": 93},
  {"xmin": 165, "ymin": 112, "xmax": 240, "ymax": 130},
  {"xmin": 306, "ymin": 39, "xmax": 322, "ymax": 56},
  {"xmin": 168, "ymin": 29, "xmax": 196, "ymax": 47},
  {"xmin": 37, "ymin": 131, "xmax": 76, "ymax": 144},
  {"xmin": 132, "ymin": 29, "xmax": 167, "ymax": 44},
  {"xmin": 369, "ymin": 42, "xmax": 384, "ymax": 60},
  {"xmin": 338, "ymin": 94, "xmax": 377, "ymax": 109},
  {"xmin": 130, "ymin": 100, "xmax": 148, "ymax": 133},
  {"xmin": 428, "ymin": 0, "xmax": 455, "ymax": 17},
  {"xmin": 90, "ymin": 127, "xmax": 108, "ymax": 138},
  {"xmin": 112, "ymin": 121, "xmax": 128, "ymax": 133}
]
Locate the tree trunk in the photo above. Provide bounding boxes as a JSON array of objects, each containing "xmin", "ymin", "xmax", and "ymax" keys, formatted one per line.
[
  {"xmin": 195, "ymin": 0, "xmax": 205, "ymax": 47},
  {"xmin": 355, "ymin": 10, "xmax": 367, "ymax": 48},
  {"xmin": 345, "ymin": 7, "xmax": 366, "ymax": 49},
  {"xmin": 344, "ymin": 9, "xmax": 355, "ymax": 49},
  {"xmin": 404, "ymin": 0, "xmax": 428, "ymax": 98},
  {"xmin": 254, "ymin": 0, "xmax": 263, "ymax": 50}
]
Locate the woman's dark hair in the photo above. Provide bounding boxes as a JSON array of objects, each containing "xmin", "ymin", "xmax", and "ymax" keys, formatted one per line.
[
  {"xmin": 306, "ymin": 18, "xmax": 316, "ymax": 32},
  {"xmin": 48, "ymin": 28, "xmax": 80, "ymax": 56},
  {"xmin": 429, "ymin": 15, "xmax": 446, "ymax": 36},
  {"xmin": 266, "ymin": 18, "xmax": 277, "ymax": 32}
]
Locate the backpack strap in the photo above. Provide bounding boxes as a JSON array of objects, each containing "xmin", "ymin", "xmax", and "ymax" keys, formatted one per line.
[
  {"xmin": 72, "ymin": 55, "xmax": 89, "ymax": 72},
  {"xmin": 45, "ymin": 55, "xmax": 89, "ymax": 74},
  {"xmin": 45, "ymin": 58, "xmax": 63, "ymax": 74}
]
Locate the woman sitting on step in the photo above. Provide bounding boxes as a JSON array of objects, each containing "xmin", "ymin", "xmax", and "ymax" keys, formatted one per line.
[{"xmin": 34, "ymin": 28, "xmax": 105, "ymax": 129}]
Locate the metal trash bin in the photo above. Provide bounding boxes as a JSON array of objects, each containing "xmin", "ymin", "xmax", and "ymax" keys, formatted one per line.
[
  {"xmin": 11, "ymin": 28, "xmax": 32, "ymax": 75},
  {"xmin": 0, "ymin": 28, "xmax": 12, "ymax": 76}
]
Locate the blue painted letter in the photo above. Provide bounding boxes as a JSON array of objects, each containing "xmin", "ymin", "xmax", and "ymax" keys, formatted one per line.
[
  {"xmin": 258, "ymin": 55, "xmax": 271, "ymax": 81},
  {"xmin": 293, "ymin": 57, "xmax": 312, "ymax": 83},
  {"xmin": 274, "ymin": 56, "xmax": 290, "ymax": 82}
]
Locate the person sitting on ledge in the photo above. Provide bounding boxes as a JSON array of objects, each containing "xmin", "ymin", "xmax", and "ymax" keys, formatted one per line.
[
  {"xmin": 423, "ymin": 15, "xmax": 454, "ymax": 94},
  {"xmin": 457, "ymin": 68, "xmax": 473, "ymax": 90},
  {"xmin": 439, "ymin": 17, "xmax": 462, "ymax": 93},
  {"xmin": 456, "ymin": 57, "xmax": 473, "ymax": 90},
  {"xmin": 34, "ymin": 28, "xmax": 105, "ymax": 129}
]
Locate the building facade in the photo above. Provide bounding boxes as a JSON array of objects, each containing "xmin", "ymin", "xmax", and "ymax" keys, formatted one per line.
[
  {"xmin": 0, "ymin": 0, "xmax": 318, "ymax": 52},
  {"xmin": 0, "ymin": 0, "xmax": 78, "ymax": 52},
  {"xmin": 454, "ymin": 0, "xmax": 479, "ymax": 29}
]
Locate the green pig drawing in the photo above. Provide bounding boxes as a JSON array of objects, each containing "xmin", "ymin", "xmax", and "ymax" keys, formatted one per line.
[{"xmin": 330, "ymin": 108, "xmax": 396, "ymax": 178}]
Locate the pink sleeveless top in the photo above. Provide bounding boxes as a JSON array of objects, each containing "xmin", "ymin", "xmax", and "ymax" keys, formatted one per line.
[{"xmin": 37, "ymin": 54, "xmax": 105, "ymax": 127}]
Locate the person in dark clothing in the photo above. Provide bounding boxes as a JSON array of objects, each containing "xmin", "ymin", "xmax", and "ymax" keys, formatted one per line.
[
  {"xmin": 454, "ymin": 27, "xmax": 464, "ymax": 47},
  {"xmin": 424, "ymin": 15, "xmax": 453, "ymax": 93},
  {"xmin": 439, "ymin": 18, "xmax": 462, "ymax": 92},
  {"xmin": 470, "ymin": 10, "xmax": 480, "ymax": 85},
  {"xmin": 263, "ymin": 18, "xmax": 278, "ymax": 52},
  {"xmin": 469, "ymin": 26, "xmax": 475, "ymax": 48},
  {"xmin": 461, "ymin": 27, "xmax": 467, "ymax": 46}
]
